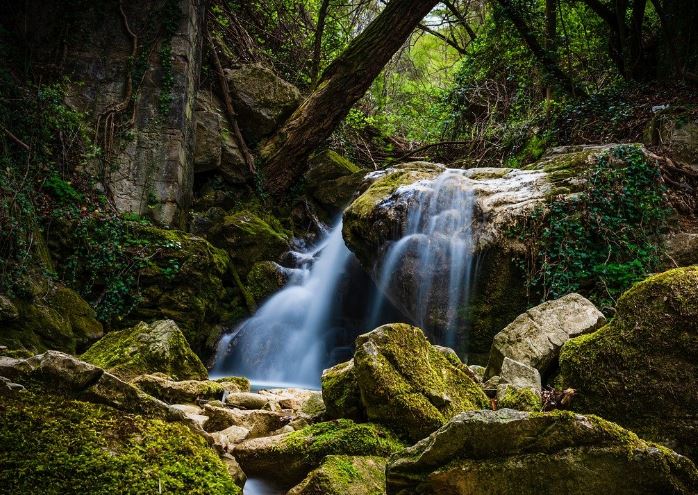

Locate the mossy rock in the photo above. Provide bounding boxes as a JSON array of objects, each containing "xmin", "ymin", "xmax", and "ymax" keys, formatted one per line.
[
  {"xmin": 82, "ymin": 320, "xmax": 207, "ymax": 381},
  {"xmin": 353, "ymin": 323, "xmax": 490, "ymax": 442},
  {"xmin": 132, "ymin": 374, "xmax": 226, "ymax": 404},
  {"xmin": 496, "ymin": 384, "xmax": 542, "ymax": 412},
  {"xmin": 386, "ymin": 409, "xmax": 698, "ymax": 495},
  {"xmin": 305, "ymin": 151, "xmax": 364, "ymax": 214},
  {"xmin": 559, "ymin": 266, "xmax": 698, "ymax": 460},
  {"xmin": 0, "ymin": 285, "xmax": 103, "ymax": 355},
  {"xmin": 233, "ymin": 419, "xmax": 404, "ymax": 486},
  {"xmin": 0, "ymin": 390, "xmax": 240, "ymax": 494},
  {"xmin": 288, "ymin": 455, "xmax": 387, "ymax": 495},
  {"xmin": 322, "ymin": 359, "xmax": 364, "ymax": 421},
  {"xmin": 212, "ymin": 375, "xmax": 251, "ymax": 392},
  {"xmin": 246, "ymin": 261, "xmax": 288, "ymax": 303}
]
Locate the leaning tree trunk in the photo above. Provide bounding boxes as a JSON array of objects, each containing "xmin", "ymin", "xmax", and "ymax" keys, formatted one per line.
[{"xmin": 260, "ymin": 0, "xmax": 440, "ymax": 197}]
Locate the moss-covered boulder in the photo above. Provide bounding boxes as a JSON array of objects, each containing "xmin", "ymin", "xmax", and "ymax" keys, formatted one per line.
[
  {"xmin": 386, "ymin": 409, "xmax": 698, "ymax": 495},
  {"xmin": 305, "ymin": 150, "xmax": 365, "ymax": 213},
  {"xmin": 288, "ymin": 455, "xmax": 387, "ymax": 495},
  {"xmin": 215, "ymin": 210, "xmax": 290, "ymax": 273},
  {"xmin": 132, "ymin": 374, "xmax": 241, "ymax": 404},
  {"xmin": 559, "ymin": 266, "xmax": 698, "ymax": 459},
  {"xmin": 0, "ymin": 390, "xmax": 240, "ymax": 494},
  {"xmin": 82, "ymin": 320, "xmax": 207, "ymax": 381},
  {"xmin": 353, "ymin": 324, "xmax": 490, "ymax": 442},
  {"xmin": 123, "ymin": 223, "xmax": 234, "ymax": 357},
  {"xmin": 322, "ymin": 359, "xmax": 364, "ymax": 421},
  {"xmin": 496, "ymin": 384, "xmax": 542, "ymax": 411},
  {"xmin": 246, "ymin": 261, "xmax": 289, "ymax": 303},
  {"xmin": 233, "ymin": 419, "xmax": 404, "ymax": 486},
  {"xmin": 0, "ymin": 285, "xmax": 103, "ymax": 354}
]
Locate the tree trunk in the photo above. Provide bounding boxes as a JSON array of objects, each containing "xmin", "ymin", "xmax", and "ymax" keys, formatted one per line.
[
  {"xmin": 544, "ymin": 0, "xmax": 557, "ymax": 115},
  {"xmin": 310, "ymin": 0, "xmax": 331, "ymax": 86},
  {"xmin": 261, "ymin": 0, "xmax": 439, "ymax": 197}
]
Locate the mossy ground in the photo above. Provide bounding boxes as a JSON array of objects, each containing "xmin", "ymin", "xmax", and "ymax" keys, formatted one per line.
[{"xmin": 0, "ymin": 391, "xmax": 239, "ymax": 494}]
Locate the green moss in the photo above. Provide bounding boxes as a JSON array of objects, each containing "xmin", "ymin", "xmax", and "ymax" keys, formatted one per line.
[
  {"xmin": 81, "ymin": 320, "xmax": 208, "ymax": 381},
  {"xmin": 0, "ymin": 391, "xmax": 239, "ymax": 494},
  {"xmin": 289, "ymin": 455, "xmax": 386, "ymax": 495},
  {"xmin": 246, "ymin": 261, "xmax": 286, "ymax": 304},
  {"xmin": 497, "ymin": 385, "xmax": 542, "ymax": 412},
  {"xmin": 321, "ymin": 360, "xmax": 363, "ymax": 421},
  {"xmin": 280, "ymin": 419, "xmax": 404, "ymax": 467},
  {"xmin": 212, "ymin": 376, "xmax": 251, "ymax": 392},
  {"xmin": 559, "ymin": 266, "xmax": 698, "ymax": 459}
]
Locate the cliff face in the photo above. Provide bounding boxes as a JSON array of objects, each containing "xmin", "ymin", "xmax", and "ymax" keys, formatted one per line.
[{"xmin": 2, "ymin": 0, "xmax": 206, "ymax": 227}]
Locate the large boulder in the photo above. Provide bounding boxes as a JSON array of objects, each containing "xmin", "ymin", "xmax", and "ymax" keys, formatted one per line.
[
  {"xmin": 386, "ymin": 409, "xmax": 698, "ymax": 495},
  {"xmin": 0, "ymin": 285, "xmax": 102, "ymax": 354},
  {"xmin": 288, "ymin": 455, "xmax": 387, "ymax": 495},
  {"xmin": 131, "ymin": 374, "xmax": 247, "ymax": 404},
  {"xmin": 304, "ymin": 150, "xmax": 364, "ymax": 214},
  {"xmin": 225, "ymin": 63, "xmax": 301, "ymax": 143},
  {"xmin": 342, "ymin": 146, "xmax": 646, "ymax": 358},
  {"xmin": 233, "ymin": 419, "xmax": 404, "ymax": 486},
  {"xmin": 81, "ymin": 320, "xmax": 208, "ymax": 381},
  {"xmin": 351, "ymin": 324, "xmax": 489, "ymax": 442},
  {"xmin": 484, "ymin": 293, "xmax": 605, "ymax": 379},
  {"xmin": 559, "ymin": 266, "xmax": 698, "ymax": 459},
  {"xmin": 322, "ymin": 359, "xmax": 364, "ymax": 421},
  {"xmin": 0, "ymin": 389, "xmax": 240, "ymax": 494}
]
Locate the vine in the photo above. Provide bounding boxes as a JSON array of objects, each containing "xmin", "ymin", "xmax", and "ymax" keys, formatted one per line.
[{"xmin": 513, "ymin": 145, "xmax": 673, "ymax": 309}]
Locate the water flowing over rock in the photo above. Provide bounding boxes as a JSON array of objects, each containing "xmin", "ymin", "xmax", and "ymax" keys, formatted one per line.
[
  {"xmin": 559, "ymin": 266, "xmax": 698, "ymax": 460},
  {"xmin": 386, "ymin": 409, "xmax": 698, "ymax": 495},
  {"xmin": 213, "ymin": 222, "xmax": 353, "ymax": 387},
  {"xmin": 343, "ymin": 149, "xmax": 603, "ymax": 357}
]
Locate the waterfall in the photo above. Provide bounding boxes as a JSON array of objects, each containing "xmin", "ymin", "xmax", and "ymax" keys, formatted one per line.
[
  {"xmin": 367, "ymin": 169, "xmax": 478, "ymax": 348},
  {"xmin": 212, "ymin": 221, "xmax": 353, "ymax": 388}
]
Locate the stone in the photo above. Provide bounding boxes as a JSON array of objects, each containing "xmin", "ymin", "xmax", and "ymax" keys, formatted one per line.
[
  {"xmin": 171, "ymin": 404, "xmax": 209, "ymax": 428},
  {"xmin": 246, "ymin": 261, "xmax": 289, "ymax": 303},
  {"xmin": 559, "ymin": 266, "xmax": 698, "ymax": 460},
  {"xmin": 233, "ymin": 419, "xmax": 403, "ymax": 486},
  {"xmin": 225, "ymin": 392, "xmax": 272, "ymax": 410},
  {"xmin": 485, "ymin": 293, "xmax": 606, "ymax": 379},
  {"xmin": 132, "ymin": 374, "xmax": 226, "ymax": 403},
  {"xmin": 645, "ymin": 106, "xmax": 698, "ymax": 167},
  {"xmin": 0, "ymin": 286, "xmax": 103, "ymax": 354},
  {"xmin": 496, "ymin": 384, "xmax": 542, "ymax": 412},
  {"xmin": 322, "ymin": 359, "xmax": 363, "ymax": 421},
  {"xmin": 353, "ymin": 324, "xmax": 490, "ymax": 442},
  {"xmin": 386, "ymin": 409, "xmax": 698, "ymax": 495},
  {"xmin": 225, "ymin": 63, "xmax": 301, "ymax": 143},
  {"xmin": 304, "ymin": 150, "xmax": 364, "ymax": 213},
  {"xmin": 221, "ymin": 453, "xmax": 247, "ymax": 489},
  {"xmin": 211, "ymin": 424, "xmax": 250, "ymax": 450},
  {"xmin": 499, "ymin": 357, "xmax": 541, "ymax": 392},
  {"xmin": 203, "ymin": 404, "xmax": 290, "ymax": 437},
  {"xmin": 0, "ymin": 376, "xmax": 25, "ymax": 395},
  {"xmin": 468, "ymin": 365, "xmax": 486, "ymax": 381},
  {"xmin": 212, "ymin": 376, "xmax": 251, "ymax": 393},
  {"xmin": 287, "ymin": 455, "xmax": 387, "ymax": 495},
  {"xmin": 257, "ymin": 388, "xmax": 325, "ymax": 416},
  {"xmin": 82, "ymin": 320, "xmax": 208, "ymax": 381},
  {"xmin": 665, "ymin": 232, "xmax": 698, "ymax": 267}
]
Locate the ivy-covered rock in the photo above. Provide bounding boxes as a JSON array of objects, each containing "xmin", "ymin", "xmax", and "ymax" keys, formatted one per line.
[
  {"xmin": 81, "ymin": 320, "xmax": 208, "ymax": 381},
  {"xmin": 0, "ymin": 285, "xmax": 103, "ymax": 354},
  {"xmin": 233, "ymin": 419, "xmax": 404, "ymax": 486},
  {"xmin": 288, "ymin": 455, "xmax": 387, "ymax": 495},
  {"xmin": 559, "ymin": 266, "xmax": 698, "ymax": 460},
  {"xmin": 353, "ymin": 324, "xmax": 490, "ymax": 442},
  {"xmin": 0, "ymin": 390, "xmax": 240, "ymax": 494},
  {"xmin": 386, "ymin": 409, "xmax": 698, "ymax": 495}
]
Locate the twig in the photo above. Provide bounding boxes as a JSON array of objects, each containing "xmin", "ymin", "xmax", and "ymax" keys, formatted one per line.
[{"xmin": 0, "ymin": 124, "xmax": 30, "ymax": 150}]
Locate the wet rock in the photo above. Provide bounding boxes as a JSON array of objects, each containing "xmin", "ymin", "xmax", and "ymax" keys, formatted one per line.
[
  {"xmin": 485, "ymin": 293, "xmax": 605, "ymax": 379},
  {"xmin": 386, "ymin": 409, "xmax": 698, "ymax": 495},
  {"xmin": 233, "ymin": 419, "xmax": 403, "ymax": 486},
  {"xmin": 225, "ymin": 63, "xmax": 301, "ymax": 143},
  {"xmin": 287, "ymin": 455, "xmax": 387, "ymax": 495},
  {"xmin": 246, "ymin": 261, "xmax": 289, "ymax": 303},
  {"xmin": 132, "ymin": 374, "xmax": 226, "ymax": 403},
  {"xmin": 82, "ymin": 320, "xmax": 208, "ymax": 381},
  {"xmin": 559, "ymin": 266, "xmax": 698, "ymax": 459},
  {"xmin": 353, "ymin": 324, "xmax": 489, "ymax": 442}
]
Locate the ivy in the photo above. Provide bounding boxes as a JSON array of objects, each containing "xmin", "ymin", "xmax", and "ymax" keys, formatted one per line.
[{"xmin": 515, "ymin": 146, "xmax": 673, "ymax": 309}]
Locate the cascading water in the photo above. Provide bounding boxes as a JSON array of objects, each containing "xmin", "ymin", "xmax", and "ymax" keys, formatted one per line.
[
  {"xmin": 212, "ymin": 221, "xmax": 353, "ymax": 388},
  {"xmin": 367, "ymin": 169, "xmax": 478, "ymax": 348}
]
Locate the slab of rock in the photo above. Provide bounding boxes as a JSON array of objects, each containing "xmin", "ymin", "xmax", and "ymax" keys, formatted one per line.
[
  {"xmin": 485, "ymin": 293, "xmax": 605, "ymax": 379},
  {"xmin": 499, "ymin": 357, "xmax": 541, "ymax": 391},
  {"xmin": 132, "ymin": 374, "xmax": 226, "ymax": 403},
  {"xmin": 211, "ymin": 424, "xmax": 250, "ymax": 450},
  {"xmin": 258, "ymin": 388, "xmax": 325, "ymax": 416},
  {"xmin": 171, "ymin": 404, "xmax": 209, "ymax": 428},
  {"xmin": 81, "ymin": 320, "xmax": 207, "ymax": 381},
  {"xmin": 287, "ymin": 455, "xmax": 387, "ymax": 495},
  {"xmin": 353, "ymin": 323, "xmax": 489, "ymax": 442},
  {"xmin": 233, "ymin": 419, "xmax": 403, "ymax": 486},
  {"xmin": 221, "ymin": 453, "xmax": 247, "ymax": 488},
  {"xmin": 225, "ymin": 392, "xmax": 272, "ymax": 410},
  {"xmin": 386, "ymin": 409, "xmax": 698, "ymax": 495},
  {"xmin": 559, "ymin": 266, "xmax": 698, "ymax": 460},
  {"xmin": 304, "ymin": 150, "xmax": 364, "ymax": 213},
  {"xmin": 203, "ymin": 404, "xmax": 290, "ymax": 437}
]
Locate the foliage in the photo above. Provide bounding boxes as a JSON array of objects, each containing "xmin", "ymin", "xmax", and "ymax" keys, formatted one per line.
[
  {"xmin": 514, "ymin": 146, "xmax": 673, "ymax": 309},
  {"xmin": 0, "ymin": 391, "xmax": 239, "ymax": 494}
]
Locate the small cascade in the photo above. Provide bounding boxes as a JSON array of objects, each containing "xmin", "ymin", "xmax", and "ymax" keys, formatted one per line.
[
  {"xmin": 368, "ymin": 169, "xmax": 478, "ymax": 348},
  {"xmin": 212, "ymin": 221, "xmax": 353, "ymax": 388}
]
